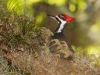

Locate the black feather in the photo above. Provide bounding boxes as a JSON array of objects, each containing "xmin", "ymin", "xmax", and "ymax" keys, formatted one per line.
[{"xmin": 52, "ymin": 32, "xmax": 75, "ymax": 53}]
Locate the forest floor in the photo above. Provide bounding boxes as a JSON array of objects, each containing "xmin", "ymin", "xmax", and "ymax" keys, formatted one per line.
[{"xmin": 0, "ymin": 27, "xmax": 100, "ymax": 75}]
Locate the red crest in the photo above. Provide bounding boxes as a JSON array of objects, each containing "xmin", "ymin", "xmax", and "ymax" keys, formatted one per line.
[{"xmin": 61, "ymin": 14, "xmax": 75, "ymax": 23}]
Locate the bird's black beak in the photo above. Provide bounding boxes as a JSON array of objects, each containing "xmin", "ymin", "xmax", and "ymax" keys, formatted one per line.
[{"xmin": 47, "ymin": 14, "xmax": 55, "ymax": 18}]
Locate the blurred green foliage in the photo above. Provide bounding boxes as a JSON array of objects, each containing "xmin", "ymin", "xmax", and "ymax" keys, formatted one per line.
[{"xmin": 7, "ymin": 0, "xmax": 33, "ymax": 16}]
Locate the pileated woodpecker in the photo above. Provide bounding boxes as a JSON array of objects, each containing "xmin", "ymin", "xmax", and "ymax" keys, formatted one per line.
[{"xmin": 48, "ymin": 14, "xmax": 75, "ymax": 53}]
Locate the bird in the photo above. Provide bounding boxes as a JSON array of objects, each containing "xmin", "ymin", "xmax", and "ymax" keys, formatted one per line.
[{"xmin": 47, "ymin": 14, "xmax": 75, "ymax": 53}]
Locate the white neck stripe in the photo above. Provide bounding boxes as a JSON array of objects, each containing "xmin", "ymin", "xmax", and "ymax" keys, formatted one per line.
[{"xmin": 55, "ymin": 16, "xmax": 67, "ymax": 33}]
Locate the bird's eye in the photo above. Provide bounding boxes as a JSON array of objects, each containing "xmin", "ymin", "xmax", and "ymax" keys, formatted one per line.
[{"xmin": 59, "ymin": 15, "xmax": 65, "ymax": 20}]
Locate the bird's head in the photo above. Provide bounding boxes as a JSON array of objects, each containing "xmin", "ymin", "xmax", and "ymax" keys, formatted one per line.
[{"xmin": 47, "ymin": 14, "xmax": 75, "ymax": 23}]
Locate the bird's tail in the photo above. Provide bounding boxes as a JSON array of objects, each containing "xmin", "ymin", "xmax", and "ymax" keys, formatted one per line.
[{"xmin": 67, "ymin": 43, "xmax": 75, "ymax": 53}]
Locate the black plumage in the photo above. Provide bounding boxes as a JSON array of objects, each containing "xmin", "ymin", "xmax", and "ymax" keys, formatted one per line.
[{"xmin": 52, "ymin": 32, "xmax": 75, "ymax": 53}]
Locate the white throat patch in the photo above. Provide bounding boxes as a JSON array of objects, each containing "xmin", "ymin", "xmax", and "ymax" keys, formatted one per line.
[{"xmin": 56, "ymin": 16, "xmax": 67, "ymax": 33}]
